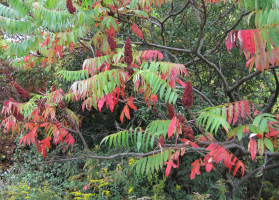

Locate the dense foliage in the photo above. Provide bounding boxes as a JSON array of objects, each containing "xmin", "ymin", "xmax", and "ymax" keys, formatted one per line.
[{"xmin": 1, "ymin": 0, "xmax": 279, "ymax": 199}]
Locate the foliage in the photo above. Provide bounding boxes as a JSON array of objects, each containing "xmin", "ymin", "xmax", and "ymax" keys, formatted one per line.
[
  {"xmin": 1, "ymin": 0, "xmax": 279, "ymax": 199},
  {"xmin": 3, "ymin": 181, "xmax": 62, "ymax": 200}
]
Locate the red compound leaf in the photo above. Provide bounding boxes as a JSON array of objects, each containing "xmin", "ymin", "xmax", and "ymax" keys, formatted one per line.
[
  {"xmin": 51, "ymin": 84, "xmax": 56, "ymax": 92},
  {"xmin": 95, "ymin": 49, "xmax": 105, "ymax": 57},
  {"xmin": 12, "ymin": 81, "xmax": 30, "ymax": 99}
]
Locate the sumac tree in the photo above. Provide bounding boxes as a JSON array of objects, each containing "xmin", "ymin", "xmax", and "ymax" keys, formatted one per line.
[{"xmin": 1, "ymin": 0, "xmax": 279, "ymax": 197}]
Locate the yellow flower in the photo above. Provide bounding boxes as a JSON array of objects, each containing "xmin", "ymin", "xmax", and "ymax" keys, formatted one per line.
[
  {"xmin": 128, "ymin": 187, "xmax": 133, "ymax": 194},
  {"xmin": 71, "ymin": 190, "xmax": 82, "ymax": 196},
  {"xmin": 82, "ymin": 193, "xmax": 94, "ymax": 200},
  {"xmin": 118, "ymin": 165, "xmax": 122, "ymax": 170},
  {"xmin": 98, "ymin": 182, "xmax": 108, "ymax": 188},
  {"xmin": 25, "ymin": 197, "xmax": 30, "ymax": 199},
  {"xmin": 102, "ymin": 168, "xmax": 108, "ymax": 174},
  {"xmin": 176, "ymin": 184, "xmax": 181, "ymax": 190},
  {"xmin": 129, "ymin": 158, "xmax": 135, "ymax": 166},
  {"xmin": 103, "ymin": 190, "xmax": 110, "ymax": 195}
]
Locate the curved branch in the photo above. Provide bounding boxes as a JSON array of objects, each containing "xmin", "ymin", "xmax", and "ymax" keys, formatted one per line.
[
  {"xmin": 210, "ymin": 4, "xmax": 234, "ymax": 26},
  {"xmin": 228, "ymin": 65, "xmax": 279, "ymax": 92},
  {"xmin": 233, "ymin": 162, "xmax": 279, "ymax": 193},
  {"xmin": 262, "ymin": 69, "xmax": 279, "ymax": 113},
  {"xmin": 207, "ymin": 8, "xmax": 251, "ymax": 55}
]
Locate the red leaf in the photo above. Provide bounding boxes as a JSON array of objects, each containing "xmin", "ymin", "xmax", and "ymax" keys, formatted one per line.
[
  {"xmin": 175, "ymin": 78, "xmax": 186, "ymax": 87},
  {"xmin": 265, "ymin": 131, "xmax": 279, "ymax": 138},
  {"xmin": 225, "ymin": 31, "xmax": 233, "ymax": 53},
  {"xmin": 150, "ymin": 94, "xmax": 158, "ymax": 103},
  {"xmin": 249, "ymin": 138, "xmax": 257, "ymax": 160},
  {"xmin": 120, "ymin": 110, "xmax": 124, "ymax": 123},
  {"xmin": 229, "ymin": 157, "xmax": 238, "ymax": 173},
  {"xmin": 232, "ymin": 102, "xmax": 239, "ymax": 125},
  {"xmin": 105, "ymin": 93, "xmax": 115, "ymax": 112},
  {"xmin": 258, "ymin": 138, "xmax": 264, "ymax": 157},
  {"xmin": 98, "ymin": 96, "xmax": 106, "ymax": 112},
  {"xmin": 243, "ymin": 125, "xmax": 249, "ymax": 133},
  {"xmin": 243, "ymin": 100, "xmax": 251, "ymax": 118},
  {"xmin": 121, "ymin": 85, "xmax": 125, "ymax": 98},
  {"xmin": 246, "ymin": 30, "xmax": 255, "ymax": 57},
  {"xmin": 233, "ymin": 160, "xmax": 245, "ymax": 178},
  {"xmin": 124, "ymin": 105, "xmax": 130, "ymax": 119},
  {"xmin": 180, "ymin": 138, "xmax": 190, "ymax": 145},
  {"xmin": 206, "ymin": 143, "xmax": 218, "ymax": 151},
  {"xmin": 164, "ymin": 161, "xmax": 177, "ymax": 178},
  {"xmin": 213, "ymin": 148, "xmax": 226, "ymax": 164},
  {"xmin": 42, "ymin": 33, "xmax": 50, "ymax": 47},
  {"xmin": 233, "ymin": 30, "xmax": 238, "ymax": 48},
  {"xmin": 54, "ymin": 45, "xmax": 63, "ymax": 59},
  {"xmin": 63, "ymin": 134, "xmax": 75, "ymax": 146},
  {"xmin": 40, "ymin": 136, "xmax": 51, "ymax": 149},
  {"xmin": 239, "ymin": 101, "xmax": 245, "ymax": 122},
  {"xmin": 83, "ymin": 185, "xmax": 88, "ymax": 191},
  {"xmin": 190, "ymin": 159, "xmax": 201, "ymax": 180},
  {"xmin": 132, "ymin": 23, "xmax": 143, "ymax": 38},
  {"xmin": 127, "ymin": 99, "xmax": 137, "ymax": 110},
  {"xmin": 141, "ymin": 50, "xmax": 163, "ymax": 62},
  {"xmin": 227, "ymin": 103, "xmax": 233, "ymax": 125},
  {"xmin": 223, "ymin": 153, "xmax": 234, "ymax": 168},
  {"xmin": 253, "ymin": 29, "xmax": 265, "ymax": 63},
  {"xmin": 19, "ymin": 127, "xmax": 37, "ymax": 146},
  {"xmin": 40, "ymin": 136, "xmax": 52, "ymax": 158},
  {"xmin": 35, "ymin": 139, "xmax": 41, "ymax": 152},
  {"xmin": 168, "ymin": 117, "xmax": 177, "ymax": 138},
  {"xmin": 190, "ymin": 142, "xmax": 199, "ymax": 148},
  {"xmin": 205, "ymin": 162, "xmax": 214, "ymax": 172}
]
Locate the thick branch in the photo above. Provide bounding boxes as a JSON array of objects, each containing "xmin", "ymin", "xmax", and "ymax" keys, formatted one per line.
[
  {"xmin": 228, "ymin": 65, "xmax": 279, "ymax": 92},
  {"xmin": 233, "ymin": 162, "xmax": 279, "ymax": 193}
]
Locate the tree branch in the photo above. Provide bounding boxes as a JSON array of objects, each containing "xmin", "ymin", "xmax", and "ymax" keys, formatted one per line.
[{"xmin": 262, "ymin": 69, "xmax": 279, "ymax": 113}]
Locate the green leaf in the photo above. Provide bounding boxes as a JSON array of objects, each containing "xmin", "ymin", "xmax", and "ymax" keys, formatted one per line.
[
  {"xmin": 141, "ymin": 157, "xmax": 147, "ymax": 175},
  {"xmin": 237, "ymin": 126, "xmax": 244, "ymax": 141},
  {"xmin": 126, "ymin": 131, "xmax": 130, "ymax": 149},
  {"xmin": 260, "ymin": 118, "xmax": 267, "ymax": 132},
  {"xmin": 117, "ymin": 132, "xmax": 122, "ymax": 148},
  {"xmin": 264, "ymin": 138, "xmax": 274, "ymax": 153},
  {"xmin": 249, "ymin": 124, "xmax": 263, "ymax": 134},
  {"xmin": 253, "ymin": 115, "xmax": 262, "ymax": 126},
  {"xmin": 137, "ymin": 131, "xmax": 142, "ymax": 152},
  {"xmin": 165, "ymin": 87, "xmax": 171, "ymax": 103},
  {"xmin": 160, "ymin": 84, "xmax": 166, "ymax": 99}
]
